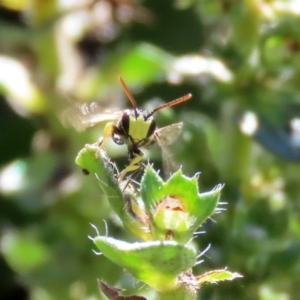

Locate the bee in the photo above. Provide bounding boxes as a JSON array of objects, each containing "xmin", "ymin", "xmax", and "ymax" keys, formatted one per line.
[{"xmin": 70, "ymin": 77, "xmax": 192, "ymax": 180}]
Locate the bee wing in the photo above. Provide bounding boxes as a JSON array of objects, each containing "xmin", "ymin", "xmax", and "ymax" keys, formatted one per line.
[
  {"xmin": 155, "ymin": 122, "xmax": 183, "ymax": 146},
  {"xmin": 61, "ymin": 102, "xmax": 123, "ymax": 132},
  {"xmin": 154, "ymin": 122, "xmax": 184, "ymax": 179}
]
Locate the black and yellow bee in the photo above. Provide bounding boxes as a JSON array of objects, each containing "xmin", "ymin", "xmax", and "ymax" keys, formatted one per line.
[{"xmin": 70, "ymin": 77, "xmax": 192, "ymax": 180}]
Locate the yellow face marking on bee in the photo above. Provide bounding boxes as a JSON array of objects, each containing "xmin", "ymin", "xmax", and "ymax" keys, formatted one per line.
[{"xmin": 128, "ymin": 115, "xmax": 153, "ymax": 143}]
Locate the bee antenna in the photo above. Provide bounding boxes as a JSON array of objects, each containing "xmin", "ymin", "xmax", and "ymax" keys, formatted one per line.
[
  {"xmin": 118, "ymin": 76, "xmax": 138, "ymax": 118},
  {"xmin": 147, "ymin": 93, "xmax": 192, "ymax": 118}
]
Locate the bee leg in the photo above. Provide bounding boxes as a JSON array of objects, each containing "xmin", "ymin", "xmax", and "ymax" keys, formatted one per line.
[
  {"xmin": 97, "ymin": 122, "xmax": 115, "ymax": 147},
  {"xmin": 94, "ymin": 122, "xmax": 115, "ymax": 157},
  {"xmin": 118, "ymin": 154, "xmax": 144, "ymax": 181}
]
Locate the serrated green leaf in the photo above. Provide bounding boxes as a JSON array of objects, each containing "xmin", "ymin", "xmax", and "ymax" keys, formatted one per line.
[
  {"xmin": 140, "ymin": 165, "xmax": 223, "ymax": 242},
  {"xmin": 163, "ymin": 170, "xmax": 200, "ymax": 212},
  {"xmin": 76, "ymin": 146, "xmax": 151, "ymax": 240},
  {"xmin": 192, "ymin": 184, "xmax": 224, "ymax": 230},
  {"xmin": 75, "ymin": 146, "xmax": 116, "ymax": 189},
  {"xmin": 93, "ymin": 235, "xmax": 197, "ymax": 291},
  {"xmin": 196, "ymin": 269, "xmax": 243, "ymax": 286},
  {"xmin": 141, "ymin": 164, "xmax": 165, "ymax": 212}
]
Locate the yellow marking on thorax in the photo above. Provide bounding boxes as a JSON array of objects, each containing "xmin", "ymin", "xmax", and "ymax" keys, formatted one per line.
[{"xmin": 128, "ymin": 115, "xmax": 152, "ymax": 142}]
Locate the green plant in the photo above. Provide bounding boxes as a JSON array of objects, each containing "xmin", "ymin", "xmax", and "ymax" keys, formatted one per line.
[{"xmin": 75, "ymin": 145, "xmax": 242, "ymax": 299}]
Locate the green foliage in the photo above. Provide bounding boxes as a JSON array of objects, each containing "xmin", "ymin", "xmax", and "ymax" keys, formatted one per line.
[
  {"xmin": 1, "ymin": 0, "xmax": 300, "ymax": 299},
  {"xmin": 141, "ymin": 166, "xmax": 223, "ymax": 243},
  {"xmin": 76, "ymin": 144, "xmax": 239, "ymax": 298},
  {"xmin": 93, "ymin": 236, "xmax": 196, "ymax": 292}
]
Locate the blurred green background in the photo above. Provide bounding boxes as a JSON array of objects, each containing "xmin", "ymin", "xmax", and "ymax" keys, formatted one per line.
[{"xmin": 1, "ymin": 0, "xmax": 300, "ymax": 299}]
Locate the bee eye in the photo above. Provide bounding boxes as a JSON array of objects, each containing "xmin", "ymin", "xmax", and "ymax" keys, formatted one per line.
[{"xmin": 121, "ymin": 113, "xmax": 130, "ymax": 134}]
